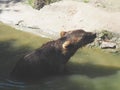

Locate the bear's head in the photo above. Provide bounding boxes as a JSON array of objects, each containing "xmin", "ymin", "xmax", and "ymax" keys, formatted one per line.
[{"xmin": 60, "ymin": 29, "xmax": 96, "ymax": 55}]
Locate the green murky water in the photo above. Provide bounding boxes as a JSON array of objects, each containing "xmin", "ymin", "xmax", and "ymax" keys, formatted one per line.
[{"xmin": 0, "ymin": 23, "xmax": 120, "ymax": 90}]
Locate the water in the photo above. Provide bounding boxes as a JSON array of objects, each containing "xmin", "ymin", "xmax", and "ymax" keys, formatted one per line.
[
  {"xmin": 0, "ymin": 23, "xmax": 120, "ymax": 90},
  {"xmin": 0, "ymin": 75, "xmax": 93, "ymax": 90},
  {"xmin": 0, "ymin": 48, "xmax": 120, "ymax": 90},
  {"xmin": 1, "ymin": 69, "xmax": 120, "ymax": 90}
]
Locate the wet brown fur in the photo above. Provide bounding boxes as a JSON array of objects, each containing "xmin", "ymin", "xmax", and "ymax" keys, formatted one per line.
[{"xmin": 11, "ymin": 29, "xmax": 96, "ymax": 81}]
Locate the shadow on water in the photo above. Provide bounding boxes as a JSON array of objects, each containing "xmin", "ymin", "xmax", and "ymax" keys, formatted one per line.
[
  {"xmin": 67, "ymin": 62, "xmax": 120, "ymax": 78},
  {"xmin": 0, "ymin": 39, "xmax": 32, "ymax": 79},
  {"xmin": 0, "ymin": 39, "xmax": 33, "ymax": 89},
  {"xmin": 0, "ymin": 39, "xmax": 94, "ymax": 90},
  {"xmin": 0, "ymin": 39, "xmax": 120, "ymax": 90}
]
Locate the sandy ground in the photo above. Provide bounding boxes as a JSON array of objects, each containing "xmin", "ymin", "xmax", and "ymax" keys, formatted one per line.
[{"xmin": 0, "ymin": 0, "xmax": 120, "ymax": 38}]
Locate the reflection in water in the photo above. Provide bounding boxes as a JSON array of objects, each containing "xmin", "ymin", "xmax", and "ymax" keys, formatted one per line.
[
  {"xmin": 0, "ymin": 79, "xmax": 25, "ymax": 89},
  {"xmin": 1, "ymin": 71, "xmax": 120, "ymax": 90},
  {"xmin": 0, "ymin": 75, "xmax": 91, "ymax": 90}
]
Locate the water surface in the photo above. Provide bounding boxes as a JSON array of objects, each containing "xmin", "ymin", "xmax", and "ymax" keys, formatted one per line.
[{"xmin": 0, "ymin": 23, "xmax": 120, "ymax": 90}]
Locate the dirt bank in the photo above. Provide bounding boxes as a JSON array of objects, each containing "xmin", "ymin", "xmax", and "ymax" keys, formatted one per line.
[{"xmin": 0, "ymin": 0, "xmax": 120, "ymax": 38}]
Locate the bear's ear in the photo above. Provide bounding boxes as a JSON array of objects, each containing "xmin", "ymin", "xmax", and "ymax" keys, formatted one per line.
[
  {"xmin": 60, "ymin": 31, "xmax": 67, "ymax": 37},
  {"xmin": 62, "ymin": 41, "xmax": 71, "ymax": 49}
]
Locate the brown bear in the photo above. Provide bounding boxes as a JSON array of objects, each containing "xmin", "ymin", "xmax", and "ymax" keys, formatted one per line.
[{"xmin": 11, "ymin": 29, "xmax": 96, "ymax": 81}]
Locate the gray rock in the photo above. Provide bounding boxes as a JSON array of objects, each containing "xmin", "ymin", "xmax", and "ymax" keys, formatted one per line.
[
  {"xmin": 82, "ymin": 30, "xmax": 120, "ymax": 53},
  {"xmin": 100, "ymin": 41, "xmax": 116, "ymax": 49},
  {"xmin": 34, "ymin": 0, "xmax": 46, "ymax": 10}
]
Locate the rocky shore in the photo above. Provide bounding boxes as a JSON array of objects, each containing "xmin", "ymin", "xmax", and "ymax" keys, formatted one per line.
[{"xmin": 88, "ymin": 30, "xmax": 120, "ymax": 53}]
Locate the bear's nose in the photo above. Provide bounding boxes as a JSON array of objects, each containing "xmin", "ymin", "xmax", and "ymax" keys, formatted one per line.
[
  {"xmin": 93, "ymin": 33, "xmax": 96, "ymax": 38},
  {"xmin": 86, "ymin": 32, "xmax": 96, "ymax": 39},
  {"xmin": 92, "ymin": 32, "xmax": 96, "ymax": 37}
]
